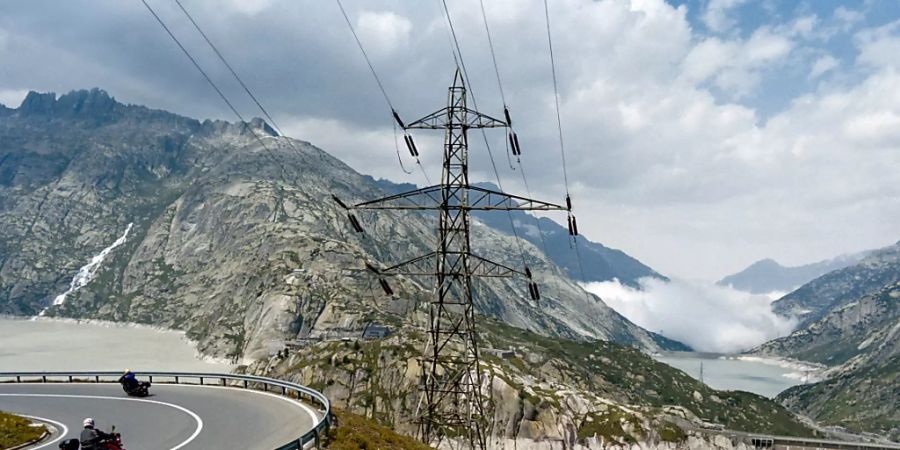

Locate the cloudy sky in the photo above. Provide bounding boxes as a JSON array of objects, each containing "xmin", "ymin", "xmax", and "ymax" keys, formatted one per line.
[{"xmin": 1, "ymin": 0, "xmax": 898, "ymax": 281}]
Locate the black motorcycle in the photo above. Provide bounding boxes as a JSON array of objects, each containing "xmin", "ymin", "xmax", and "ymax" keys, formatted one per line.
[{"xmin": 119, "ymin": 377, "xmax": 151, "ymax": 397}]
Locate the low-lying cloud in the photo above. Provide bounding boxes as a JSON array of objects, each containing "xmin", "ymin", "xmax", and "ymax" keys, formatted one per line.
[{"xmin": 582, "ymin": 278, "xmax": 796, "ymax": 353}]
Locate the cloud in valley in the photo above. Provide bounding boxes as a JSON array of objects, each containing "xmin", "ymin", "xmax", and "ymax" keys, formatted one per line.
[{"xmin": 583, "ymin": 278, "xmax": 797, "ymax": 353}]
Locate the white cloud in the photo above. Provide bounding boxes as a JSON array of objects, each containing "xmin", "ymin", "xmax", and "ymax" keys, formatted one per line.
[
  {"xmin": 809, "ymin": 54, "xmax": 838, "ymax": 78},
  {"xmin": 583, "ymin": 278, "xmax": 797, "ymax": 353},
  {"xmin": 702, "ymin": 0, "xmax": 749, "ymax": 34},
  {"xmin": 356, "ymin": 11, "xmax": 412, "ymax": 57},
  {"xmin": 856, "ymin": 20, "xmax": 900, "ymax": 70},
  {"xmin": 680, "ymin": 27, "xmax": 792, "ymax": 97},
  {"xmin": 1, "ymin": 0, "xmax": 897, "ymax": 282},
  {"xmin": 834, "ymin": 6, "xmax": 864, "ymax": 30},
  {"xmin": 224, "ymin": 0, "xmax": 274, "ymax": 15},
  {"xmin": 787, "ymin": 15, "xmax": 818, "ymax": 40}
]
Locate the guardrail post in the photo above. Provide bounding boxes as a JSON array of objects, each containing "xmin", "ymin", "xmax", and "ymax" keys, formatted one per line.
[
  {"xmin": 221, "ymin": 378, "xmax": 225, "ymax": 386},
  {"xmin": 42, "ymin": 375, "xmax": 46, "ymax": 382},
  {"xmin": 149, "ymin": 375, "xmax": 153, "ymax": 383},
  {"xmin": 243, "ymin": 380, "xmax": 248, "ymax": 389},
  {"xmin": 314, "ymin": 429, "xmax": 321, "ymax": 449},
  {"xmin": 16, "ymin": 376, "xmax": 20, "ymax": 382},
  {"xmin": 175, "ymin": 376, "xmax": 179, "ymax": 384},
  {"xmin": 200, "ymin": 377, "xmax": 204, "ymax": 385},
  {"xmin": 95, "ymin": 375, "xmax": 99, "ymax": 383},
  {"xmin": 68, "ymin": 375, "xmax": 73, "ymax": 382}
]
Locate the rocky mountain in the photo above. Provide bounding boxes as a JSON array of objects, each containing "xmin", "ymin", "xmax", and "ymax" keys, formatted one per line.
[
  {"xmin": 748, "ymin": 244, "xmax": 899, "ymax": 441},
  {"xmin": 717, "ymin": 252, "xmax": 868, "ymax": 295},
  {"xmin": 775, "ymin": 282, "xmax": 898, "ymax": 440},
  {"xmin": 754, "ymin": 282, "xmax": 899, "ymax": 367},
  {"xmin": 0, "ymin": 88, "xmax": 683, "ymax": 360},
  {"xmin": 367, "ymin": 177, "xmax": 667, "ymax": 288},
  {"xmin": 769, "ymin": 241, "xmax": 900, "ymax": 326},
  {"xmin": 254, "ymin": 317, "xmax": 815, "ymax": 448}
]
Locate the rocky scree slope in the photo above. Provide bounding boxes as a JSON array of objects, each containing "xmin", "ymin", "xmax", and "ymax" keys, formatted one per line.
[
  {"xmin": 773, "ymin": 282, "xmax": 899, "ymax": 441},
  {"xmin": 769, "ymin": 241, "xmax": 900, "ymax": 326},
  {"xmin": 0, "ymin": 89, "xmax": 679, "ymax": 360},
  {"xmin": 253, "ymin": 318, "xmax": 814, "ymax": 449},
  {"xmin": 750, "ymin": 243, "xmax": 899, "ymax": 441}
]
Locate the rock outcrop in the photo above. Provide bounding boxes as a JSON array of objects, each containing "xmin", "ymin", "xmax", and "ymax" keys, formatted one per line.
[
  {"xmin": 252, "ymin": 320, "xmax": 813, "ymax": 448},
  {"xmin": 0, "ymin": 89, "xmax": 682, "ymax": 360}
]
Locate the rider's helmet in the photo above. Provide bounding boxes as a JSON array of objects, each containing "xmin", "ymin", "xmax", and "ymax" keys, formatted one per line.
[
  {"xmin": 83, "ymin": 418, "xmax": 95, "ymax": 428},
  {"xmin": 123, "ymin": 368, "xmax": 131, "ymax": 375}
]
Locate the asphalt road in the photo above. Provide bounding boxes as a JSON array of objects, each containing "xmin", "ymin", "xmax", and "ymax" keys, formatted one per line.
[{"xmin": 0, "ymin": 383, "xmax": 318, "ymax": 450}]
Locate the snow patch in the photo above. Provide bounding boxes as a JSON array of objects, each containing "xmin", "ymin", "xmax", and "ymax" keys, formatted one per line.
[{"xmin": 41, "ymin": 223, "xmax": 133, "ymax": 314}]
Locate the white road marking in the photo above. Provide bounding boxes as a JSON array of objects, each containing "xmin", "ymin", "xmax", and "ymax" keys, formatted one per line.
[
  {"xmin": 162, "ymin": 383, "xmax": 320, "ymax": 426},
  {"xmin": 7, "ymin": 382, "xmax": 321, "ymax": 430},
  {"xmin": 0, "ymin": 394, "xmax": 203, "ymax": 450},
  {"xmin": 15, "ymin": 414, "xmax": 68, "ymax": 450}
]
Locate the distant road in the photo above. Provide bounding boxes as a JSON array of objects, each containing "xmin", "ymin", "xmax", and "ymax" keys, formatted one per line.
[
  {"xmin": 0, "ymin": 383, "xmax": 318, "ymax": 450},
  {"xmin": 703, "ymin": 428, "xmax": 900, "ymax": 450}
]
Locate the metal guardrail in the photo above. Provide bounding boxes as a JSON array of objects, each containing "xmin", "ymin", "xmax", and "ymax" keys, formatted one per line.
[{"xmin": 0, "ymin": 371, "xmax": 332, "ymax": 450}]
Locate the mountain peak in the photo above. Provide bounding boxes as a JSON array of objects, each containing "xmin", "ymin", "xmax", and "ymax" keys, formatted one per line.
[
  {"xmin": 748, "ymin": 258, "xmax": 783, "ymax": 269},
  {"xmin": 17, "ymin": 88, "xmax": 118, "ymax": 120},
  {"xmin": 18, "ymin": 90, "xmax": 58, "ymax": 114}
]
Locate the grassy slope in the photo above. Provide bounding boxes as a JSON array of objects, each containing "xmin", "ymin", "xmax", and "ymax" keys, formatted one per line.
[
  {"xmin": 484, "ymin": 319, "xmax": 814, "ymax": 437},
  {"xmin": 0, "ymin": 411, "xmax": 45, "ymax": 449},
  {"xmin": 325, "ymin": 410, "xmax": 435, "ymax": 450},
  {"xmin": 777, "ymin": 356, "xmax": 899, "ymax": 440},
  {"xmin": 275, "ymin": 315, "xmax": 814, "ymax": 444}
]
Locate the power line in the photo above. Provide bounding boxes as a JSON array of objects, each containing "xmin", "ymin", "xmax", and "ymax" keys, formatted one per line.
[
  {"xmin": 172, "ymin": 0, "xmax": 287, "ymax": 138},
  {"xmin": 437, "ymin": 0, "xmax": 531, "ymax": 269},
  {"xmin": 477, "ymin": 0, "xmax": 506, "ymax": 107},
  {"xmin": 335, "ymin": 0, "xmax": 394, "ymax": 112},
  {"xmin": 542, "ymin": 0, "xmax": 591, "ymax": 287},
  {"xmin": 333, "ymin": 0, "xmax": 432, "ymax": 186},
  {"xmin": 543, "ymin": 0, "xmax": 571, "ymax": 196},
  {"xmin": 139, "ymin": 0, "xmax": 300, "ymax": 224},
  {"xmin": 476, "ymin": 0, "xmax": 552, "ymax": 262},
  {"xmin": 138, "ymin": 0, "xmax": 272, "ymax": 154}
]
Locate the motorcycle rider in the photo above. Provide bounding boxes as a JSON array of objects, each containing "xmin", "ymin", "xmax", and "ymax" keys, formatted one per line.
[
  {"xmin": 118, "ymin": 369, "xmax": 138, "ymax": 392},
  {"xmin": 80, "ymin": 418, "xmax": 112, "ymax": 450}
]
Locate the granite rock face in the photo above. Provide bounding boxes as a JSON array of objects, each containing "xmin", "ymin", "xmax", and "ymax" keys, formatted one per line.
[
  {"xmin": 0, "ymin": 89, "xmax": 681, "ymax": 360},
  {"xmin": 770, "ymin": 241, "xmax": 900, "ymax": 326},
  {"xmin": 252, "ymin": 321, "xmax": 812, "ymax": 448},
  {"xmin": 772, "ymin": 282, "xmax": 899, "ymax": 440},
  {"xmin": 751, "ymin": 243, "xmax": 899, "ymax": 441}
]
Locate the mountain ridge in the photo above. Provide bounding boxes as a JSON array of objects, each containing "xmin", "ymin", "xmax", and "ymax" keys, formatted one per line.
[
  {"xmin": 769, "ymin": 241, "xmax": 900, "ymax": 326},
  {"xmin": 0, "ymin": 88, "xmax": 685, "ymax": 359},
  {"xmin": 717, "ymin": 251, "xmax": 869, "ymax": 295}
]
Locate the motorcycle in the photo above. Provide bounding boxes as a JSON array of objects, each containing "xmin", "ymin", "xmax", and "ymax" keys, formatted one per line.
[
  {"xmin": 120, "ymin": 379, "xmax": 151, "ymax": 397},
  {"xmin": 58, "ymin": 426, "xmax": 125, "ymax": 450},
  {"xmin": 99, "ymin": 428, "xmax": 126, "ymax": 450}
]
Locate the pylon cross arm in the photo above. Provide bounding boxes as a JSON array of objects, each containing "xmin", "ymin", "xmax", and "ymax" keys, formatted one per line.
[
  {"xmin": 353, "ymin": 185, "xmax": 566, "ymax": 211},
  {"xmin": 405, "ymin": 106, "xmax": 507, "ymax": 129},
  {"xmin": 364, "ymin": 251, "xmax": 526, "ymax": 278}
]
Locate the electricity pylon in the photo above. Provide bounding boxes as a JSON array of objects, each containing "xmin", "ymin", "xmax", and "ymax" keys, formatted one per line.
[{"xmin": 338, "ymin": 70, "xmax": 567, "ymax": 449}]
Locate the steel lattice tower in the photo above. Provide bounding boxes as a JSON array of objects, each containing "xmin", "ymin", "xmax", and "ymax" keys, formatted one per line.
[{"xmin": 340, "ymin": 70, "xmax": 567, "ymax": 449}]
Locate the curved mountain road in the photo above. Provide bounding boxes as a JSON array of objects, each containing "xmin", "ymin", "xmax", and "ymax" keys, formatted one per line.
[{"xmin": 0, "ymin": 383, "xmax": 318, "ymax": 450}]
